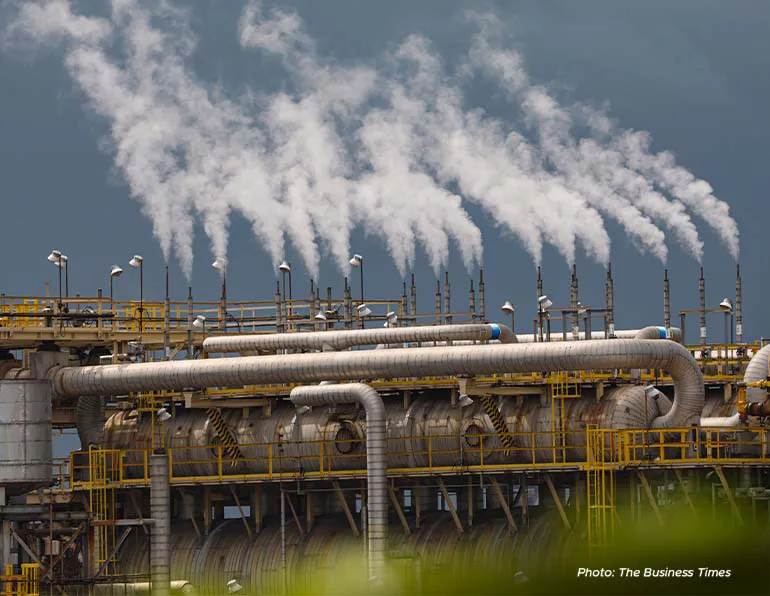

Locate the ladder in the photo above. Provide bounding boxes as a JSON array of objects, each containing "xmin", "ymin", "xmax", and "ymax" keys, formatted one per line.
[
  {"xmin": 550, "ymin": 371, "xmax": 581, "ymax": 463},
  {"xmin": 88, "ymin": 448, "xmax": 121, "ymax": 576},
  {"xmin": 585, "ymin": 425, "xmax": 616, "ymax": 552}
]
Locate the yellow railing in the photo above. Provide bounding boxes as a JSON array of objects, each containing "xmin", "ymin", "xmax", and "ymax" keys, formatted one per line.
[
  {"xmin": 1, "ymin": 564, "xmax": 39, "ymax": 596},
  {"xmin": 68, "ymin": 426, "xmax": 770, "ymax": 489}
]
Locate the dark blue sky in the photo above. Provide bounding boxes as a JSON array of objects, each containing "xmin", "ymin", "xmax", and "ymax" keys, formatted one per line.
[{"xmin": 1, "ymin": 0, "xmax": 769, "ymax": 342}]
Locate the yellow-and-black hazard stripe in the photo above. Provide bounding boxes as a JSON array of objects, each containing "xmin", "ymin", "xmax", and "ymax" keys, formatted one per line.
[
  {"xmin": 479, "ymin": 395, "xmax": 515, "ymax": 456},
  {"xmin": 206, "ymin": 408, "xmax": 243, "ymax": 467}
]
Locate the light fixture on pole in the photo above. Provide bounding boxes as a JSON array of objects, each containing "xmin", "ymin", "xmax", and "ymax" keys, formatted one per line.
[
  {"xmin": 719, "ymin": 297, "xmax": 733, "ymax": 344},
  {"xmin": 457, "ymin": 394, "xmax": 474, "ymax": 408},
  {"xmin": 192, "ymin": 314, "xmax": 207, "ymax": 331},
  {"xmin": 109, "ymin": 265, "xmax": 123, "ymax": 309},
  {"xmin": 500, "ymin": 300, "xmax": 515, "ymax": 332},
  {"xmin": 537, "ymin": 295, "xmax": 552, "ymax": 342},
  {"xmin": 349, "ymin": 254, "xmax": 364, "ymax": 327},
  {"xmin": 156, "ymin": 407, "xmax": 172, "ymax": 423},
  {"xmin": 212, "ymin": 258, "xmax": 227, "ymax": 331},
  {"xmin": 128, "ymin": 255, "xmax": 144, "ymax": 332},
  {"xmin": 386, "ymin": 311, "xmax": 398, "ymax": 327},
  {"xmin": 47, "ymin": 250, "xmax": 64, "ymax": 316},
  {"xmin": 279, "ymin": 261, "xmax": 292, "ymax": 329}
]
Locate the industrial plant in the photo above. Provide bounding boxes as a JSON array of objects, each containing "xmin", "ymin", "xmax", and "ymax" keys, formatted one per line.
[{"xmin": 0, "ymin": 260, "xmax": 767, "ymax": 595}]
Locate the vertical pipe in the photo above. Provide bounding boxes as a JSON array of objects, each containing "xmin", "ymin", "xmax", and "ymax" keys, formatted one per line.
[
  {"xmin": 663, "ymin": 269, "xmax": 671, "ymax": 337},
  {"xmin": 680, "ymin": 312, "xmax": 687, "ymax": 345},
  {"xmin": 410, "ymin": 274, "xmax": 417, "ymax": 327},
  {"xmin": 164, "ymin": 265, "xmax": 170, "ymax": 359},
  {"xmin": 326, "ymin": 287, "xmax": 332, "ymax": 318},
  {"xmin": 606, "ymin": 265, "xmax": 615, "ymax": 338},
  {"xmin": 444, "ymin": 272, "xmax": 452, "ymax": 325},
  {"xmin": 435, "ymin": 281, "xmax": 442, "ymax": 324},
  {"xmin": 280, "ymin": 485, "xmax": 287, "ymax": 596},
  {"xmin": 536, "ymin": 266, "xmax": 543, "ymax": 303},
  {"xmin": 735, "ymin": 265, "xmax": 743, "ymax": 343},
  {"xmin": 310, "ymin": 279, "xmax": 317, "ymax": 330},
  {"xmin": 315, "ymin": 289, "xmax": 322, "ymax": 330},
  {"xmin": 344, "ymin": 278, "xmax": 353, "ymax": 330},
  {"xmin": 96, "ymin": 288, "xmax": 102, "ymax": 330},
  {"xmin": 699, "ymin": 267, "xmax": 707, "ymax": 345},
  {"xmin": 478, "ymin": 269, "xmax": 486, "ymax": 322},
  {"xmin": 186, "ymin": 287, "xmax": 193, "ymax": 359},
  {"xmin": 150, "ymin": 453, "xmax": 170, "ymax": 596},
  {"xmin": 469, "ymin": 280, "xmax": 476, "ymax": 322},
  {"xmin": 401, "ymin": 283, "xmax": 408, "ymax": 329},
  {"xmin": 275, "ymin": 282, "xmax": 283, "ymax": 333},
  {"xmin": 570, "ymin": 265, "xmax": 579, "ymax": 340}
]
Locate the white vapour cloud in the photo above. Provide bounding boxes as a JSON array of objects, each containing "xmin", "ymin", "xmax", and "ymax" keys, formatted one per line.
[
  {"xmin": 466, "ymin": 16, "xmax": 717, "ymax": 264},
  {"xmin": 5, "ymin": 0, "xmax": 738, "ymax": 281}
]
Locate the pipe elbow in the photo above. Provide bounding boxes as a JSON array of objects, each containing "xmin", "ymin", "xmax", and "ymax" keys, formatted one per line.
[
  {"xmin": 633, "ymin": 326, "xmax": 668, "ymax": 340},
  {"xmin": 490, "ymin": 323, "xmax": 518, "ymax": 344}
]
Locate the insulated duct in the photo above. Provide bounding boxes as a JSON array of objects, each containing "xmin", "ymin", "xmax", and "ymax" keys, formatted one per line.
[
  {"xmin": 289, "ymin": 384, "xmax": 386, "ymax": 582},
  {"xmin": 55, "ymin": 339, "xmax": 703, "ymax": 427},
  {"xmin": 744, "ymin": 343, "xmax": 770, "ymax": 403},
  {"xmin": 699, "ymin": 414, "xmax": 742, "ymax": 427},
  {"xmin": 202, "ymin": 323, "xmax": 516, "ymax": 354},
  {"xmin": 75, "ymin": 395, "xmax": 105, "ymax": 448},
  {"xmin": 150, "ymin": 453, "xmax": 171, "ymax": 596}
]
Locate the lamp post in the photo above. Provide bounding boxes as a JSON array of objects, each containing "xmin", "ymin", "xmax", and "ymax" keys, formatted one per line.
[
  {"xmin": 537, "ymin": 295, "xmax": 552, "ymax": 342},
  {"xmin": 129, "ymin": 255, "xmax": 143, "ymax": 332},
  {"xmin": 109, "ymin": 265, "xmax": 123, "ymax": 311},
  {"xmin": 47, "ymin": 250, "xmax": 64, "ymax": 315},
  {"xmin": 349, "ymin": 254, "xmax": 364, "ymax": 328},
  {"xmin": 500, "ymin": 300, "xmax": 515, "ymax": 333},
  {"xmin": 719, "ymin": 298, "xmax": 733, "ymax": 345},
  {"xmin": 279, "ymin": 261, "xmax": 292, "ymax": 330},
  {"xmin": 212, "ymin": 258, "xmax": 227, "ymax": 332},
  {"xmin": 192, "ymin": 314, "xmax": 207, "ymax": 333}
]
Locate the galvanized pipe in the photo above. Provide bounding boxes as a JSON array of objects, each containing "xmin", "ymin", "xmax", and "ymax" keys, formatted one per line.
[
  {"xmin": 289, "ymin": 383, "xmax": 386, "ymax": 582},
  {"xmin": 203, "ymin": 323, "xmax": 516, "ymax": 353},
  {"xmin": 150, "ymin": 453, "xmax": 171, "ymax": 596},
  {"xmin": 55, "ymin": 340, "xmax": 703, "ymax": 427}
]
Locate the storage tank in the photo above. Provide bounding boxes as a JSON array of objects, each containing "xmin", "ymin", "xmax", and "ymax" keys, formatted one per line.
[{"xmin": 0, "ymin": 380, "xmax": 52, "ymax": 497}]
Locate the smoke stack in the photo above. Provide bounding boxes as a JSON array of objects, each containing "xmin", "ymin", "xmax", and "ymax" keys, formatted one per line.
[
  {"xmin": 606, "ymin": 264, "xmax": 615, "ymax": 338},
  {"xmin": 536, "ymin": 266, "xmax": 543, "ymax": 304},
  {"xmin": 444, "ymin": 271, "xmax": 452, "ymax": 324},
  {"xmin": 699, "ymin": 267, "xmax": 706, "ymax": 345},
  {"xmin": 469, "ymin": 280, "xmax": 476, "ymax": 322},
  {"xmin": 275, "ymin": 281, "xmax": 283, "ymax": 332},
  {"xmin": 187, "ymin": 286, "xmax": 193, "ymax": 359},
  {"xmin": 344, "ymin": 277, "xmax": 353, "ymax": 329},
  {"xmin": 735, "ymin": 264, "xmax": 743, "ymax": 343},
  {"xmin": 164, "ymin": 264, "xmax": 170, "ymax": 359},
  {"xmin": 401, "ymin": 282, "xmax": 408, "ymax": 328},
  {"xmin": 410, "ymin": 274, "xmax": 417, "ymax": 327},
  {"xmin": 479, "ymin": 269, "xmax": 486, "ymax": 322},
  {"xmin": 570, "ymin": 264, "xmax": 579, "ymax": 340},
  {"xmin": 663, "ymin": 269, "xmax": 671, "ymax": 337},
  {"xmin": 435, "ymin": 280, "xmax": 442, "ymax": 324}
]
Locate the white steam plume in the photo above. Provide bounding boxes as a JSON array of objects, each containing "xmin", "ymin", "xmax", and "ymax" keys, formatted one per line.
[
  {"xmin": 6, "ymin": 1, "xmax": 738, "ymax": 279},
  {"xmin": 467, "ymin": 16, "xmax": 709, "ymax": 263}
]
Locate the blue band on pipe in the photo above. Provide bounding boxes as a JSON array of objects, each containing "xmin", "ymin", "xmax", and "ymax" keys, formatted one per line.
[
  {"xmin": 489, "ymin": 324, "xmax": 501, "ymax": 340},
  {"xmin": 658, "ymin": 327, "xmax": 667, "ymax": 339}
]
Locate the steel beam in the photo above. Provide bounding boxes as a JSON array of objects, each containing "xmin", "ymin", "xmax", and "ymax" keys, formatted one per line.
[
  {"xmin": 544, "ymin": 474, "xmax": 572, "ymax": 530},
  {"xmin": 636, "ymin": 471, "xmax": 664, "ymax": 526},
  {"xmin": 437, "ymin": 478, "xmax": 463, "ymax": 534},
  {"xmin": 388, "ymin": 486, "xmax": 411, "ymax": 536},
  {"xmin": 228, "ymin": 485, "xmax": 253, "ymax": 539},
  {"xmin": 333, "ymin": 481, "xmax": 360, "ymax": 537},
  {"xmin": 674, "ymin": 469, "xmax": 698, "ymax": 519},
  {"xmin": 489, "ymin": 477, "xmax": 517, "ymax": 532},
  {"xmin": 713, "ymin": 466, "xmax": 743, "ymax": 524}
]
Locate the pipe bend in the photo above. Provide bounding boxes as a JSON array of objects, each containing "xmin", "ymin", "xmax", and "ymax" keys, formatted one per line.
[{"xmin": 744, "ymin": 343, "xmax": 770, "ymax": 403}]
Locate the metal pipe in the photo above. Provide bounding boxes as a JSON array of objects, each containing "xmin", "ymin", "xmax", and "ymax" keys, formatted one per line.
[
  {"xmin": 434, "ymin": 280, "xmax": 442, "ymax": 324},
  {"xmin": 570, "ymin": 265, "xmax": 578, "ymax": 340},
  {"xmin": 150, "ymin": 453, "xmax": 171, "ymax": 596},
  {"xmin": 186, "ymin": 287, "xmax": 193, "ymax": 359},
  {"xmin": 401, "ymin": 283, "xmax": 408, "ymax": 328},
  {"xmin": 203, "ymin": 323, "xmax": 516, "ymax": 353},
  {"xmin": 469, "ymin": 280, "xmax": 476, "ymax": 322},
  {"xmin": 444, "ymin": 272, "xmax": 452, "ymax": 325},
  {"xmin": 700, "ymin": 414, "xmax": 742, "ymax": 427},
  {"xmin": 410, "ymin": 274, "xmax": 417, "ymax": 327},
  {"xmin": 744, "ymin": 343, "xmax": 770, "ymax": 403},
  {"xmin": 663, "ymin": 269, "xmax": 671, "ymax": 331},
  {"xmin": 735, "ymin": 264, "xmax": 743, "ymax": 343},
  {"xmin": 699, "ymin": 267, "xmax": 706, "ymax": 344},
  {"xmin": 55, "ymin": 339, "xmax": 704, "ymax": 427},
  {"xmin": 289, "ymin": 383, "xmax": 386, "ymax": 582},
  {"xmin": 164, "ymin": 265, "xmax": 170, "ymax": 359},
  {"xmin": 478, "ymin": 269, "xmax": 486, "ymax": 322},
  {"xmin": 606, "ymin": 265, "xmax": 614, "ymax": 338},
  {"xmin": 93, "ymin": 581, "xmax": 195, "ymax": 595}
]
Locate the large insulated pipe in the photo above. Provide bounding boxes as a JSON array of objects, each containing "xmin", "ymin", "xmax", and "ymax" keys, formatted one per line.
[
  {"xmin": 54, "ymin": 340, "xmax": 703, "ymax": 427},
  {"xmin": 202, "ymin": 323, "xmax": 517, "ymax": 353},
  {"xmin": 744, "ymin": 343, "xmax": 770, "ymax": 403},
  {"xmin": 289, "ymin": 383, "xmax": 386, "ymax": 582},
  {"xmin": 150, "ymin": 453, "xmax": 171, "ymax": 596},
  {"xmin": 93, "ymin": 581, "xmax": 195, "ymax": 595},
  {"xmin": 74, "ymin": 395, "xmax": 104, "ymax": 448}
]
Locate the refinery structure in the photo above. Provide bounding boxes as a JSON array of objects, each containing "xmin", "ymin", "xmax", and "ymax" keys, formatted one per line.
[{"xmin": 0, "ymin": 260, "xmax": 768, "ymax": 595}]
